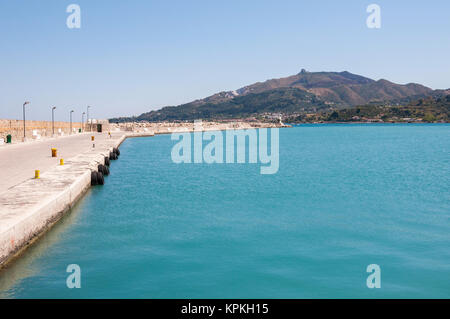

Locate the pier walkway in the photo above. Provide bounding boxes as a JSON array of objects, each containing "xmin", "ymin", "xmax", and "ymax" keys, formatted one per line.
[
  {"xmin": 0, "ymin": 132, "xmax": 123, "ymax": 193},
  {"xmin": 0, "ymin": 131, "xmax": 128, "ymax": 266}
]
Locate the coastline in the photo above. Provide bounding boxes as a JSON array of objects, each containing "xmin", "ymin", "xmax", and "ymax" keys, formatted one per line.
[
  {"xmin": 288, "ymin": 123, "xmax": 450, "ymax": 127},
  {"xmin": 288, "ymin": 121, "xmax": 450, "ymax": 125}
]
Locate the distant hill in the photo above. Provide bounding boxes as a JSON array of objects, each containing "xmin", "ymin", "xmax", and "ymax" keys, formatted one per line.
[
  {"xmin": 132, "ymin": 88, "xmax": 329, "ymax": 121},
  {"xmin": 110, "ymin": 70, "xmax": 439, "ymax": 122},
  {"xmin": 229, "ymin": 70, "xmax": 431, "ymax": 106}
]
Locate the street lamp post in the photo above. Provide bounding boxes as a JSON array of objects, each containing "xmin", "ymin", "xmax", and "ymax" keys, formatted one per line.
[
  {"xmin": 51, "ymin": 107, "xmax": 56, "ymax": 136},
  {"xmin": 87, "ymin": 106, "xmax": 91, "ymax": 132},
  {"xmin": 70, "ymin": 110, "xmax": 74, "ymax": 134},
  {"xmin": 82, "ymin": 112, "xmax": 86, "ymax": 132},
  {"xmin": 23, "ymin": 101, "xmax": 30, "ymax": 139}
]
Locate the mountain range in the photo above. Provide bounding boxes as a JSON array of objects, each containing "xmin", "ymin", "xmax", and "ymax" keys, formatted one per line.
[{"xmin": 110, "ymin": 70, "xmax": 449, "ymax": 122}]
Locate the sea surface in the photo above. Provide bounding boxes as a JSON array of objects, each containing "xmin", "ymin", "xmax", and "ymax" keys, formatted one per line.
[{"xmin": 0, "ymin": 124, "xmax": 449, "ymax": 298}]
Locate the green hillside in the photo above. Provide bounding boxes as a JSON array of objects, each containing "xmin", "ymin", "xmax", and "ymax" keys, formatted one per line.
[
  {"xmin": 133, "ymin": 88, "xmax": 328, "ymax": 121},
  {"xmin": 288, "ymin": 95, "xmax": 450, "ymax": 123}
]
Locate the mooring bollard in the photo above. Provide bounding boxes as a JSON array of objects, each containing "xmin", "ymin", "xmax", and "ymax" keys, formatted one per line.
[
  {"xmin": 51, "ymin": 148, "xmax": 57, "ymax": 157},
  {"xmin": 60, "ymin": 158, "xmax": 64, "ymax": 166},
  {"xmin": 35, "ymin": 170, "xmax": 40, "ymax": 179}
]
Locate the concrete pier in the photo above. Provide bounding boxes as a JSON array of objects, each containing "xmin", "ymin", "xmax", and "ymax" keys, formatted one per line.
[
  {"xmin": 0, "ymin": 133, "xmax": 112, "ymax": 192},
  {"xmin": 0, "ymin": 121, "xmax": 286, "ymax": 268},
  {"xmin": 0, "ymin": 131, "xmax": 128, "ymax": 267}
]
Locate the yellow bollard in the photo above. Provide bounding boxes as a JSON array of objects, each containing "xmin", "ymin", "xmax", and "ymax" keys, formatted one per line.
[
  {"xmin": 35, "ymin": 170, "xmax": 40, "ymax": 179},
  {"xmin": 60, "ymin": 158, "xmax": 64, "ymax": 166},
  {"xmin": 51, "ymin": 148, "xmax": 57, "ymax": 157},
  {"xmin": 91, "ymin": 136, "xmax": 95, "ymax": 141}
]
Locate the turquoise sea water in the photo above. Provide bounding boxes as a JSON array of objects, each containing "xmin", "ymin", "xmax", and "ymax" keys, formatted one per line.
[{"xmin": 0, "ymin": 124, "xmax": 449, "ymax": 298}]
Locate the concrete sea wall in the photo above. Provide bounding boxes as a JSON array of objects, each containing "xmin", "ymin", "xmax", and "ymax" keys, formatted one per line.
[
  {"xmin": 0, "ymin": 119, "xmax": 112, "ymax": 143},
  {"xmin": 0, "ymin": 119, "xmax": 83, "ymax": 143},
  {"xmin": 0, "ymin": 132, "xmax": 127, "ymax": 268}
]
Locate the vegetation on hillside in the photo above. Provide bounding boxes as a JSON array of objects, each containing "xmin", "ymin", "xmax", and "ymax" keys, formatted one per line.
[
  {"xmin": 112, "ymin": 88, "xmax": 329, "ymax": 122},
  {"xmin": 286, "ymin": 95, "xmax": 450, "ymax": 123}
]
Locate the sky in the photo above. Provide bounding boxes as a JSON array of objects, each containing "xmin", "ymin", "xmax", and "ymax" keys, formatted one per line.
[{"xmin": 0, "ymin": 0, "xmax": 449, "ymax": 121}]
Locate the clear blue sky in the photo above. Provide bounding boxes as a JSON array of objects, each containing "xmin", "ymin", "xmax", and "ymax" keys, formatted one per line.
[{"xmin": 1, "ymin": 0, "xmax": 449, "ymax": 121}]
